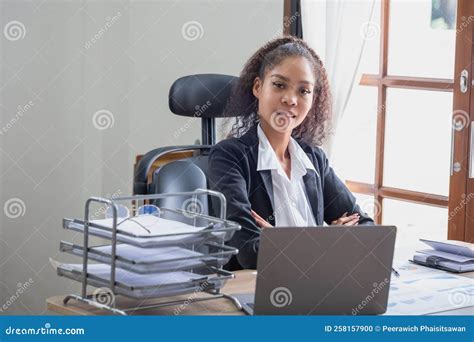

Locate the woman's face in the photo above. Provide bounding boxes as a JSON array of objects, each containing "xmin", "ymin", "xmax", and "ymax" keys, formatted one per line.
[{"xmin": 252, "ymin": 56, "xmax": 315, "ymax": 135}]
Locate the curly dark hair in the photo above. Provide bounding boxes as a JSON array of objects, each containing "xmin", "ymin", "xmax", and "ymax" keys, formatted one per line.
[{"xmin": 224, "ymin": 36, "xmax": 332, "ymax": 146}]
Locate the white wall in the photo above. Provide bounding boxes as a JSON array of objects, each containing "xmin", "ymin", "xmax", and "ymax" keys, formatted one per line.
[{"xmin": 0, "ymin": 0, "xmax": 283, "ymax": 315}]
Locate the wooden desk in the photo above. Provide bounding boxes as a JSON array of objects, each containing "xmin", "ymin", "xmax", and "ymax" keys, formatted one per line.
[
  {"xmin": 47, "ymin": 269, "xmax": 474, "ymax": 316},
  {"xmin": 47, "ymin": 270, "xmax": 256, "ymax": 316}
]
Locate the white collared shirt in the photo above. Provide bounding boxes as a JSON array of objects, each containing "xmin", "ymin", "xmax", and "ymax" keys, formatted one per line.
[{"xmin": 257, "ymin": 124, "xmax": 317, "ymax": 227}]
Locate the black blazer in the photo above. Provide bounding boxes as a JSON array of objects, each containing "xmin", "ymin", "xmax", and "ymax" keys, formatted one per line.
[{"xmin": 208, "ymin": 125, "xmax": 374, "ymax": 270}]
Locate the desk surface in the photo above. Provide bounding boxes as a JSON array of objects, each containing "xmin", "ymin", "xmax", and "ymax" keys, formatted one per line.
[
  {"xmin": 47, "ymin": 270, "xmax": 256, "ymax": 315},
  {"xmin": 47, "ymin": 269, "xmax": 474, "ymax": 316}
]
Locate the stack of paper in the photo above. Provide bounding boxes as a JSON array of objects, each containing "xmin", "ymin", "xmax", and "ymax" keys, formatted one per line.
[
  {"xmin": 61, "ymin": 242, "xmax": 218, "ymax": 273},
  {"xmin": 64, "ymin": 215, "xmax": 213, "ymax": 247},
  {"xmin": 60, "ymin": 263, "xmax": 207, "ymax": 288},
  {"xmin": 91, "ymin": 215, "xmax": 208, "ymax": 237},
  {"xmin": 412, "ymin": 239, "xmax": 474, "ymax": 272}
]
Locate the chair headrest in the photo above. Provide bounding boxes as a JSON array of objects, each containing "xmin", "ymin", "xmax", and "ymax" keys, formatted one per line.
[{"xmin": 168, "ymin": 74, "xmax": 238, "ymax": 118}]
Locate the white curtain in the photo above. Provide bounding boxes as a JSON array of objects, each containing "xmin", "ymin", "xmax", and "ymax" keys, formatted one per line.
[{"xmin": 302, "ymin": 0, "xmax": 377, "ymax": 159}]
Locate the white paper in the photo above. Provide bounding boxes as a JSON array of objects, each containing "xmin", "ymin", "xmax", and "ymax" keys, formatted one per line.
[
  {"xmin": 61, "ymin": 263, "xmax": 207, "ymax": 288},
  {"xmin": 68, "ymin": 223, "xmax": 203, "ymax": 247},
  {"xmin": 91, "ymin": 215, "xmax": 207, "ymax": 237},
  {"xmin": 93, "ymin": 244, "xmax": 203, "ymax": 263},
  {"xmin": 386, "ymin": 260, "xmax": 474, "ymax": 315},
  {"xmin": 67, "ymin": 215, "xmax": 212, "ymax": 247}
]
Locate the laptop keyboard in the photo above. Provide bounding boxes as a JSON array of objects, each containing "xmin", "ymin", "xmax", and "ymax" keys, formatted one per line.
[{"xmin": 247, "ymin": 303, "xmax": 254, "ymax": 309}]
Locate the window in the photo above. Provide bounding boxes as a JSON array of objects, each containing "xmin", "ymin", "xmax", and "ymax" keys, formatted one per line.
[{"xmin": 336, "ymin": 0, "xmax": 465, "ymax": 243}]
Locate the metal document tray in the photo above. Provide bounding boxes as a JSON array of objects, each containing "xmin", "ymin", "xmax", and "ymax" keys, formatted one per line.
[
  {"xmin": 57, "ymin": 263, "xmax": 232, "ymax": 299},
  {"xmin": 63, "ymin": 216, "xmax": 237, "ymax": 248},
  {"xmin": 58, "ymin": 190, "xmax": 242, "ymax": 314},
  {"xmin": 60, "ymin": 241, "xmax": 237, "ymax": 274}
]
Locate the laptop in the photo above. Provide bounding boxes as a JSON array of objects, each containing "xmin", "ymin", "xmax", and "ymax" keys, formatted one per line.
[{"xmin": 235, "ymin": 225, "xmax": 397, "ymax": 315}]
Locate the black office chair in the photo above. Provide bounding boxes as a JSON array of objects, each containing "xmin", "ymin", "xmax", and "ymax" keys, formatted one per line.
[
  {"xmin": 133, "ymin": 74, "xmax": 238, "ymax": 221},
  {"xmin": 152, "ymin": 159, "xmax": 209, "ymax": 225}
]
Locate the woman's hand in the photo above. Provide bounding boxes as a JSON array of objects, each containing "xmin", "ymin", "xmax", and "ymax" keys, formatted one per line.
[
  {"xmin": 252, "ymin": 210, "xmax": 359, "ymax": 227},
  {"xmin": 251, "ymin": 210, "xmax": 273, "ymax": 228},
  {"xmin": 331, "ymin": 212, "xmax": 360, "ymax": 226}
]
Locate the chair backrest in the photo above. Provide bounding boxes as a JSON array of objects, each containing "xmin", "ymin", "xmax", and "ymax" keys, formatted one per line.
[
  {"xmin": 169, "ymin": 73, "xmax": 238, "ymax": 145},
  {"xmin": 151, "ymin": 159, "xmax": 209, "ymax": 225},
  {"xmin": 133, "ymin": 74, "xmax": 238, "ymax": 221}
]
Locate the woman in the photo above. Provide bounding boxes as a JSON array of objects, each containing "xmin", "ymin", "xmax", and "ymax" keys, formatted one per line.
[{"xmin": 208, "ymin": 36, "xmax": 373, "ymax": 270}]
